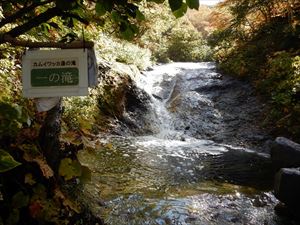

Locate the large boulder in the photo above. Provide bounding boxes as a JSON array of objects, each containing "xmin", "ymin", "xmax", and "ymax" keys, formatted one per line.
[
  {"xmin": 271, "ymin": 138, "xmax": 300, "ymax": 221},
  {"xmin": 274, "ymin": 168, "xmax": 300, "ymax": 206},
  {"xmin": 274, "ymin": 167, "xmax": 300, "ymax": 219},
  {"xmin": 96, "ymin": 62, "xmax": 152, "ymax": 134},
  {"xmin": 270, "ymin": 137, "xmax": 300, "ymax": 168}
]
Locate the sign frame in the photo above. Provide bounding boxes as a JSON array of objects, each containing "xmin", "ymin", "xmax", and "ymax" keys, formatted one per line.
[{"xmin": 22, "ymin": 49, "xmax": 91, "ymax": 97}]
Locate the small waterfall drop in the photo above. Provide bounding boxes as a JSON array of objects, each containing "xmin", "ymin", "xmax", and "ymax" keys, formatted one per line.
[
  {"xmin": 134, "ymin": 64, "xmax": 179, "ymax": 139},
  {"xmin": 135, "ymin": 62, "xmax": 219, "ymax": 140}
]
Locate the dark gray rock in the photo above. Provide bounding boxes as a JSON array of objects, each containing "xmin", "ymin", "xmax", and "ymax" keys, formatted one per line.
[
  {"xmin": 271, "ymin": 137, "xmax": 300, "ymax": 168},
  {"xmin": 271, "ymin": 138, "xmax": 300, "ymax": 221},
  {"xmin": 274, "ymin": 167, "xmax": 300, "ymax": 218}
]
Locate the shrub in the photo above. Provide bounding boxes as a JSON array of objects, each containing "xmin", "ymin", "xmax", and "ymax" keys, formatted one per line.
[
  {"xmin": 136, "ymin": 4, "xmax": 212, "ymax": 63},
  {"xmin": 166, "ymin": 25, "xmax": 212, "ymax": 62},
  {"xmin": 95, "ymin": 32, "xmax": 152, "ymax": 70},
  {"xmin": 63, "ymin": 94, "xmax": 98, "ymax": 130},
  {"xmin": 257, "ymin": 52, "xmax": 300, "ymax": 139}
]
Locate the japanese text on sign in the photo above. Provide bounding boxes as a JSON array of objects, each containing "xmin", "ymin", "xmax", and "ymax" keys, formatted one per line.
[
  {"xmin": 31, "ymin": 68, "xmax": 79, "ymax": 87},
  {"xmin": 31, "ymin": 59, "xmax": 78, "ymax": 68}
]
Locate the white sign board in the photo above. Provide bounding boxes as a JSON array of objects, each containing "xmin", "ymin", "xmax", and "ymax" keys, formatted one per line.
[{"xmin": 22, "ymin": 48, "xmax": 97, "ymax": 98}]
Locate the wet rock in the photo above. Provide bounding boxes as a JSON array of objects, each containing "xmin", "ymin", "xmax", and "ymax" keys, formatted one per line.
[
  {"xmin": 274, "ymin": 168, "xmax": 300, "ymax": 206},
  {"xmin": 274, "ymin": 202, "xmax": 294, "ymax": 218},
  {"xmin": 271, "ymin": 137, "xmax": 300, "ymax": 168},
  {"xmin": 125, "ymin": 82, "xmax": 150, "ymax": 113},
  {"xmin": 271, "ymin": 137, "xmax": 300, "ymax": 222},
  {"xmin": 274, "ymin": 168, "xmax": 300, "ymax": 219},
  {"xmin": 155, "ymin": 74, "xmax": 178, "ymax": 100},
  {"xmin": 96, "ymin": 62, "xmax": 153, "ymax": 134},
  {"xmin": 192, "ymin": 148, "xmax": 274, "ymax": 189},
  {"xmin": 152, "ymin": 94, "xmax": 163, "ymax": 101}
]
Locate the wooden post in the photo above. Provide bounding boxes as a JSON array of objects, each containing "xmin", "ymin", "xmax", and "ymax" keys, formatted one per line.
[{"xmin": 38, "ymin": 99, "xmax": 62, "ymax": 174}]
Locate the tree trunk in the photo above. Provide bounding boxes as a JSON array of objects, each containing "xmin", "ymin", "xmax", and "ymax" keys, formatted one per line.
[{"xmin": 38, "ymin": 100, "xmax": 62, "ymax": 174}]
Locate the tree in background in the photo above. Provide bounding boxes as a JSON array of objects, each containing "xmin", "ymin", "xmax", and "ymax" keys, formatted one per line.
[
  {"xmin": 0, "ymin": 0, "xmax": 200, "ymax": 42},
  {"xmin": 133, "ymin": 3, "xmax": 213, "ymax": 62},
  {"xmin": 210, "ymin": 0, "xmax": 300, "ymax": 141}
]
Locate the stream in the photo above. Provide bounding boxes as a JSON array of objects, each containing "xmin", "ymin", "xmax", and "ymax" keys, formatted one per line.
[{"xmin": 79, "ymin": 63, "xmax": 293, "ymax": 225}]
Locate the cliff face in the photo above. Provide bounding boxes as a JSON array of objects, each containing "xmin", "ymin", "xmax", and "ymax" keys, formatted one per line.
[{"xmin": 96, "ymin": 62, "xmax": 152, "ymax": 135}]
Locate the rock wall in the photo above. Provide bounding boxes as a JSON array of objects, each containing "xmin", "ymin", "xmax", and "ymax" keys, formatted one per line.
[
  {"xmin": 271, "ymin": 137, "xmax": 300, "ymax": 221},
  {"xmin": 96, "ymin": 62, "xmax": 152, "ymax": 135}
]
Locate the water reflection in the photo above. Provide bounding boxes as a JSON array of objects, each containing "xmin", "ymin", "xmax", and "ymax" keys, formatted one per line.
[{"xmin": 78, "ymin": 135, "xmax": 287, "ymax": 225}]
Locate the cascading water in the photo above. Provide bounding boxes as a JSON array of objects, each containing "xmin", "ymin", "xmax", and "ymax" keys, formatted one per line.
[
  {"xmin": 79, "ymin": 63, "xmax": 294, "ymax": 225},
  {"xmin": 135, "ymin": 64, "xmax": 181, "ymax": 139}
]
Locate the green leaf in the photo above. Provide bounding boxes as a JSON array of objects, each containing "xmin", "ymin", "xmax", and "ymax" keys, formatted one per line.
[
  {"xmin": 173, "ymin": 2, "xmax": 187, "ymax": 18},
  {"xmin": 95, "ymin": 0, "xmax": 113, "ymax": 16},
  {"xmin": 168, "ymin": 0, "xmax": 182, "ymax": 12},
  {"xmin": 32, "ymin": 184, "xmax": 47, "ymax": 200},
  {"xmin": 121, "ymin": 28, "xmax": 134, "ymax": 40},
  {"xmin": 12, "ymin": 191, "xmax": 29, "ymax": 209},
  {"xmin": 0, "ymin": 149, "xmax": 21, "ymax": 173},
  {"xmin": 59, "ymin": 158, "xmax": 82, "ymax": 181},
  {"xmin": 120, "ymin": 23, "xmax": 139, "ymax": 40},
  {"xmin": 2, "ymin": 2, "xmax": 13, "ymax": 13},
  {"xmin": 40, "ymin": 23, "xmax": 51, "ymax": 34},
  {"xmin": 79, "ymin": 166, "xmax": 91, "ymax": 183},
  {"xmin": 136, "ymin": 9, "xmax": 145, "ymax": 21},
  {"xmin": 111, "ymin": 11, "xmax": 123, "ymax": 23},
  {"xmin": 0, "ymin": 102, "xmax": 20, "ymax": 120},
  {"xmin": 56, "ymin": 0, "xmax": 78, "ymax": 10},
  {"xmin": 95, "ymin": 1, "xmax": 106, "ymax": 16},
  {"xmin": 186, "ymin": 0, "xmax": 199, "ymax": 9},
  {"xmin": 6, "ymin": 209, "xmax": 19, "ymax": 225},
  {"xmin": 130, "ymin": 24, "xmax": 139, "ymax": 33}
]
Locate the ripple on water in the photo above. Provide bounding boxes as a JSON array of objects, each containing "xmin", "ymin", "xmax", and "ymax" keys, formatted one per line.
[
  {"xmin": 78, "ymin": 136, "xmax": 289, "ymax": 225},
  {"xmin": 102, "ymin": 192, "xmax": 286, "ymax": 225}
]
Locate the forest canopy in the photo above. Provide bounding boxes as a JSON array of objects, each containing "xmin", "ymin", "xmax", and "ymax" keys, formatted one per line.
[{"xmin": 0, "ymin": 0, "xmax": 199, "ymax": 43}]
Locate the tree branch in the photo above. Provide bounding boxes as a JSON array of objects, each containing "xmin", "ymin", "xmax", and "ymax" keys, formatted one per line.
[
  {"xmin": 0, "ymin": 0, "xmax": 54, "ymax": 28},
  {"xmin": 6, "ymin": 7, "xmax": 61, "ymax": 38},
  {"xmin": 2, "ymin": 5, "xmax": 90, "ymax": 40},
  {"xmin": 0, "ymin": 34, "xmax": 94, "ymax": 48}
]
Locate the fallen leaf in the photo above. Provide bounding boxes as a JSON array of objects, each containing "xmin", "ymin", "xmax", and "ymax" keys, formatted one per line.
[
  {"xmin": 58, "ymin": 158, "xmax": 82, "ymax": 181},
  {"xmin": 54, "ymin": 188, "xmax": 81, "ymax": 213},
  {"xmin": 23, "ymin": 154, "xmax": 54, "ymax": 179},
  {"xmin": 24, "ymin": 173, "xmax": 36, "ymax": 185},
  {"xmin": 29, "ymin": 201, "xmax": 43, "ymax": 218}
]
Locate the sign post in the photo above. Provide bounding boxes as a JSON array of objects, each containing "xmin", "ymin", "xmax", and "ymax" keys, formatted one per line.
[{"xmin": 20, "ymin": 45, "xmax": 98, "ymax": 178}]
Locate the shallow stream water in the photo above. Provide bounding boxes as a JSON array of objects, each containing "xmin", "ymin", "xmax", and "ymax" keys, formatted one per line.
[{"xmin": 79, "ymin": 63, "xmax": 294, "ymax": 225}]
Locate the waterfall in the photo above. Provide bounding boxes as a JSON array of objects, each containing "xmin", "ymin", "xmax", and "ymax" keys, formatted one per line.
[{"xmin": 134, "ymin": 62, "xmax": 218, "ymax": 140}]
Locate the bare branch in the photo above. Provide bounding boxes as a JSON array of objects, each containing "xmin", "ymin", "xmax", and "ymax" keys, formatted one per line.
[
  {"xmin": 0, "ymin": 0, "xmax": 54, "ymax": 28},
  {"xmin": 5, "ymin": 7, "xmax": 60, "ymax": 38},
  {"xmin": 0, "ymin": 34, "xmax": 94, "ymax": 48},
  {"xmin": 1, "ymin": 4, "xmax": 89, "ymax": 39}
]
